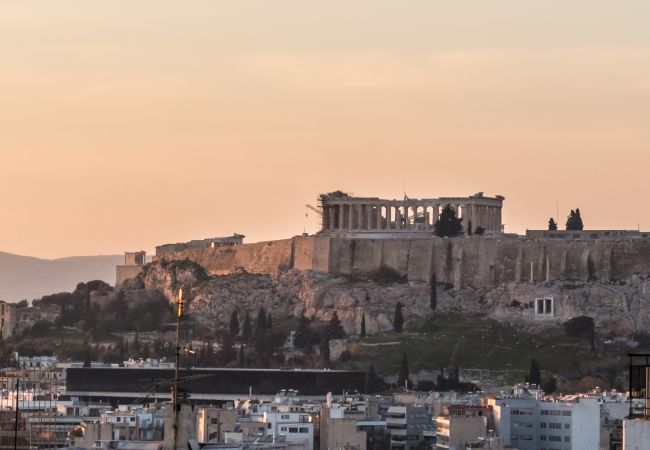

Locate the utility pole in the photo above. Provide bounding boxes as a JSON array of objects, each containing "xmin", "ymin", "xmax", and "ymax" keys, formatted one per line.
[
  {"xmin": 172, "ymin": 288, "xmax": 184, "ymax": 450},
  {"xmin": 14, "ymin": 378, "xmax": 19, "ymax": 450}
]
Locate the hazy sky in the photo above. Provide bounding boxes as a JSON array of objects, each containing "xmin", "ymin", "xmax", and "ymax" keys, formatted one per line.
[{"xmin": 1, "ymin": 1, "xmax": 649, "ymax": 258}]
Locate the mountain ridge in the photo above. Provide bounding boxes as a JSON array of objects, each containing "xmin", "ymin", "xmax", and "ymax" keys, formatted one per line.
[{"xmin": 0, "ymin": 251, "xmax": 122, "ymax": 302}]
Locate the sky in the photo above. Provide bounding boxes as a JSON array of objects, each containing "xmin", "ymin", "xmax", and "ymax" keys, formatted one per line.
[{"xmin": 1, "ymin": 1, "xmax": 649, "ymax": 259}]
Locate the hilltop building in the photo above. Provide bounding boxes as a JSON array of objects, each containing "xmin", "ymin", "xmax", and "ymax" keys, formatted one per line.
[
  {"xmin": 318, "ymin": 191, "xmax": 505, "ymax": 236},
  {"xmin": 155, "ymin": 234, "xmax": 244, "ymax": 257},
  {"xmin": 115, "ymin": 251, "xmax": 147, "ymax": 286}
]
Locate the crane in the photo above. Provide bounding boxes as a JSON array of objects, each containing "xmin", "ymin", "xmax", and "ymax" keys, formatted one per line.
[{"xmin": 304, "ymin": 204, "xmax": 322, "ymax": 217}]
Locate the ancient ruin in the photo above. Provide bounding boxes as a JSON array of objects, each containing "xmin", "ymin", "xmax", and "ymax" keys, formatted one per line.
[{"xmin": 319, "ymin": 191, "xmax": 505, "ymax": 235}]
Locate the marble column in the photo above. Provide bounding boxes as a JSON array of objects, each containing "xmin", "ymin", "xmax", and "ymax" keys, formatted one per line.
[
  {"xmin": 328, "ymin": 207, "xmax": 336, "ymax": 231},
  {"xmin": 366, "ymin": 204, "xmax": 372, "ymax": 230},
  {"xmin": 348, "ymin": 204, "xmax": 355, "ymax": 230},
  {"xmin": 338, "ymin": 204, "xmax": 344, "ymax": 230}
]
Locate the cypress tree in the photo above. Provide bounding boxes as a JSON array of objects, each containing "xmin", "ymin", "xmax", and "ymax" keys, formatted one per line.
[
  {"xmin": 229, "ymin": 310, "xmax": 240, "ymax": 337},
  {"xmin": 529, "ymin": 358, "xmax": 541, "ymax": 386},
  {"xmin": 294, "ymin": 313, "xmax": 311, "ymax": 349},
  {"xmin": 319, "ymin": 333, "xmax": 330, "ymax": 366},
  {"xmin": 360, "ymin": 314, "xmax": 366, "ymax": 338},
  {"xmin": 397, "ymin": 352, "xmax": 410, "ymax": 388},
  {"xmin": 327, "ymin": 311, "xmax": 345, "ymax": 339},
  {"xmin": 365, "ymin": 364, "xmax": 382, "ymax": 393},
  {"xmin": 393, "ymin": 302, "xmax": 404, "ymax": 332},
  {"xmin": 242, "ymin": 312, "xmax": 252, "ymax": 341},
  {"xmin": 548, "ymin": 218, "xmax": 558, "ymax": 231}
]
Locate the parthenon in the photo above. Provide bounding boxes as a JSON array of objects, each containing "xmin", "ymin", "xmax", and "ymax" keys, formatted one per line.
[{"xmin": 319, "ymin": 191, "xmax": 505, "ymax": 235}]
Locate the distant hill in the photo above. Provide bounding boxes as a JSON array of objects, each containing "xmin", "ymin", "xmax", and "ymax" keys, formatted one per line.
[{"xmin": 0, "ymin": 252, "xmax": 123, "ymax": 302}]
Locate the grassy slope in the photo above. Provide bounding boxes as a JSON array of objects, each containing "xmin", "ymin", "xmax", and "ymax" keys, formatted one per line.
[{"xmin": 342, "ymin": 313, "xmax": 610, "ymax": 384}]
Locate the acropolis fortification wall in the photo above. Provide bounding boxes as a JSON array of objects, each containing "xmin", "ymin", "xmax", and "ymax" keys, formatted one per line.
[{"xmin": 155, "ymin": 235, "xmax": 650, "ymax": 288}]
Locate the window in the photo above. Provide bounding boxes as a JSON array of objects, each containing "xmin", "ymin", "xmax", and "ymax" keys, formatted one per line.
[
  {"xmin": 535, "ymin": 297, "xmax": 554, "ymax": 316},
  {"xmin": 549, "ymin": 435, "xmax": 561, "ymax": 442},
  {"xmin": 562, "ymin": 411, "xmax": 571, "ymax": 416},
  {"xmin": 281, "ymin": 414, "xmax": 290, "ymax": 420},
  {"xmin": 565, "ymin": 436, "xmax": 571, "ymax": 442},
  {"xmin": 540, "ymin": 435, "xmax": 547, "ymax": 441},
  {"xmin": 267, "ymin": 423, "xmax": 272, "ymax": 429},
  {"xmin": 549, "ymin": 423, "xmax": 561, "ymax": 429},
  {"xmin": 299, "ymin": 427, "xmax": 309, "ymax": 433},
  {"xmin": 564, "ymin": 423, "xmax": 570, "ymax": 429},
  {"xmin": 280, "ymin": 427, "xmax": 287, "ymax": 432},
  {"xmin": 541, "ymin": 422, "xmax": 547, "ymax": 428},
  {"xmin": 288, "ymin": 427, "xmax": 298, "ymax": 433}
]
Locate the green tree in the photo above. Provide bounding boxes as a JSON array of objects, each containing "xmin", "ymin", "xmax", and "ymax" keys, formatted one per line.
[
  {"xmin": 433, "ymin": 204, "xmax": 463, "ymax": 237},
  {"xmin": 218, "ymin": 332, "xmax": 236, "ymax": 366},
  {"xmin": 393, "ymin": 302, "xmax": 404, "ymax": 332},
  {"xmin": 83, "ymin": 341, "xmax": 91, "ymax": 368},
  {"xmin": 319, "ymin": 333, "xmax": 330, "ymax": 366},
  {"xmin": 238, "ymin": 344, "xmax": 245, "ymax": 367},
  {"xmin": 294, "ymin": 313, "xmax": 312, "ymax": 349},
  {"xmin": 528, "ymin": 358, "xmax": 541, "ymax": 386},
  {"xmin": 229, "ymin": 310, "xmax": 240, "ymax": 337},
  {"xmin": 397, "ymin": 352, "xmax": 410, "ymax": 388},
  {"xmin": 564, "ymin": 316, "xmax": 595, "ymax": 350},
  {"xmin": 242, "ymin": 312, "xmax": 252, "ymax": 341},
  {"xmin": 548, "ymin": 217, "xmax": 558, "ymax": 231},
  {"xmin": 566, "ymin": 208, "xmax": 584, "ymax": 230},
  {"xmin": 327, "ymin": 311, "xmax": 345, "ymax": 339},
  {"xmin": 360, "ymin": 314, "xmax": 366, "ymax": 338},
  {"xmin": 365, "ymin": 364, "xmax": 383, "ymax": 393}
]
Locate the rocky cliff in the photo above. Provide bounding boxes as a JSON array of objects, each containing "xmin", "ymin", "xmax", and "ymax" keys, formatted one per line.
[{"xmin": 127, "ymin": 259, "xmax": 650, "ymax": 339}]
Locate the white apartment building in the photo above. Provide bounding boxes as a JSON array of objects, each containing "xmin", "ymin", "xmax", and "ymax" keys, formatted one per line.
[
  {"xmin": 262, "ymin": 411, "xmax": 314, "ymax": 450},
  {"xmin": 487, "ymin": 396, "xmax": 600, "ymax": 450}
]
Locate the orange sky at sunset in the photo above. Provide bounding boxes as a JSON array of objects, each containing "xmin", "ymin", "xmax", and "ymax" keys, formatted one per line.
[{"xmin": 1, "ymin": 1, "xmax": 649, "ymax": 258}]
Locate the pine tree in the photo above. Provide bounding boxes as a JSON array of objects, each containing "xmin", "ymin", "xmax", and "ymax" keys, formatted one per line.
[
  {"xmin": 360, "ymin": 314, "xmax": 366, "ymax": 338},
  {"xmin": 393, "ymin": 302, "xmax": 404, "ymax": 332},
  {"xmin": 229, "ymin": 310, "xmax": 240, "ymax": 337},
  {"xmin": 433, "ymin": 204, "xmax": 463, "ymax": 237},
  {"xmin": 327, "ymin": 311, "xmax": 345, "ymax": 339},
  {"xmin": 548, "ymin": 218, "xmax": 558, "ymax": 231},
  {"xmin": 242, "ymin": 312, "xmax": 252, "ymax": 341},
  {"xmin": 529, "ymin": 358, "xmax": 541, "ymax": 386},
  {"xmin": 397, "ymin": 352, "xmax": 410, "ymax": 388}
]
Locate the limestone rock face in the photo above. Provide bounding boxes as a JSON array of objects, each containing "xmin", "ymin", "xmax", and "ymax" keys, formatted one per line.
[{"xmin": 129, "ymin": 262, "xmax": 650, "ymax": 338}]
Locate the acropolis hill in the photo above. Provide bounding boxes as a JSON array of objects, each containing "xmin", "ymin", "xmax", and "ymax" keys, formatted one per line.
[
  {"xmin": 120, "ymin": 191, "xmax": 650, "ymax": 338},
  {"xmin": 147, "ymin": 192, "xmax": 650, "ymax": 288}
]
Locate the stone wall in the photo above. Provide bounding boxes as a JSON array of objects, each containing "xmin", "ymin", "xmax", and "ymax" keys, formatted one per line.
[{"xmin": 156, "ymin": 235, "xmax": 650, "ymax": 288}]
